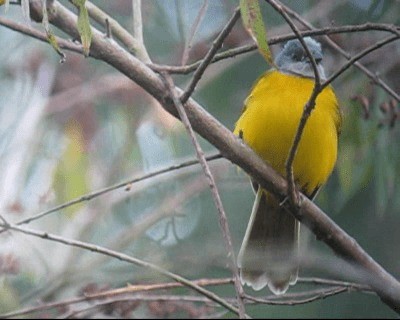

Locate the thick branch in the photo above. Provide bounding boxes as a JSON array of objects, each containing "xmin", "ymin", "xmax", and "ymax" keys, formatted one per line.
[{"xmin": 25, "ymin": 0, "xmax": 400, "ymax": 314}]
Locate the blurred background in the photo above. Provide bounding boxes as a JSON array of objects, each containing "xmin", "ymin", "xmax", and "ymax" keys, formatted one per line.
[{"xmin": 0, "ymin": 0, "xmax": 399, "ymax": 318}]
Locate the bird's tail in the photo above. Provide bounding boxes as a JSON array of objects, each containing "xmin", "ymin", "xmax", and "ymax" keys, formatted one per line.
[{"xmin": 237, "ymin": 188, "xmax": 300, "ymax": 295}]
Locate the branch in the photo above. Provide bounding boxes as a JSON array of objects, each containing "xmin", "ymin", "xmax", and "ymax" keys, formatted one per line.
[
  {"xmin": 149, "ymin": 23, "xmax": 400, "ymax": 77},
  {"xmin": 1, "ymin": 276, "xmax": 372, "ymax": 318},
  {"xmin": 161, "ymin": 73, "xmax": 246, "ymax": 318},
  {"xmin": 0, "ymin": 278, "xmax": 234, "ymax": 319},
  {"xmin": 131, "ymin": 0, "xmax": 151, "ymax": 62},
  {"xmin": 180, "ymin": 7, "xmax": 241, "ymax": 103},
  {"xmin": 0, "ymin": 15, "xmax": 84, "ymax": 55},
  {"xmin": 266, "ymin": 0, "xmax": 323, "ymax": 206},
  {"xmin": 82, "ymin": 0, "xmax": 150, "ymax": 61},
  {"xmin": 323, "ymin": 34, "xmax": 400, "ymax": 89},
  {"xmin": 277, "ymin": 0, "xmax": 400, "ymax": 102},
  {"xmin": 2, "ymin": 12, "xmax": 397, "ymax": 88},
  {"xmin": 7, "ymin": 153, "xmax": 221, "ymax": 228},
  {"xmin": 180, "ymin": 0, "xmax": 208, "ymax": 66},
  {"xmin": 0, "ymin": 220, "xmax": 241, "ymax": 316},
  {"xmin": 20, "ymin": 0, "xmax": 400, "ymax": 314},
  {"xmin": 244, "ymin": 286, "xmax": 347, "ymax": 306}
]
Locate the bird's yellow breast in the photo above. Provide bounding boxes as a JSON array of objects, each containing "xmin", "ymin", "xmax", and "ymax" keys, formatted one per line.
[{"xmin": 234, "ymin": 70, "xmax": 341, "ymax": 196}]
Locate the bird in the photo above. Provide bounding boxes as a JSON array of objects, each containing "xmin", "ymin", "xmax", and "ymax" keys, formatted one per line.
[{"xmin": 233, "ymin": 37, "xmax": 342, "ymax": 295}]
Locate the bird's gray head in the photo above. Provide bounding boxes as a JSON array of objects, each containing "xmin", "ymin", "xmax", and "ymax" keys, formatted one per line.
[{"xmin": 275, "ymin": 37, "xmax": 326, "ymax": 80}]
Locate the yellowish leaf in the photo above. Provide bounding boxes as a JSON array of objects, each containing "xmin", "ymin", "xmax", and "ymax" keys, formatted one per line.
[
  {"xmin": 73, "ymin": 0, "xmax": 92, "ymax": 57},
  {"xmin": 240, "ymin": 0, "xmax": 274, "ymax": 66},
  {"xmin": 53, "ymin": 120, "xmax": 89, "ymax": 217}
]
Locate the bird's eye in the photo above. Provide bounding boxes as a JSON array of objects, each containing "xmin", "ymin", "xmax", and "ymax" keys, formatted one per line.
[{"xmin": 292, "ymin": 50, "xmax": 304, "ymax": 61}]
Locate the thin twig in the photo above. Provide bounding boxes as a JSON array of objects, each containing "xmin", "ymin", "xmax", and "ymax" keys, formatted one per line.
[
  {"xmin": 59, "ymin": 286, "xmax": 348, "ymax": 318},
  {"xmin": 162, "ymin": 73, "xmax": 246, "ymax": 319},
  {"xmin": 299, "ymin": 277, "xmax": 372, "ymax": 292},
  {"xmin": 3, "ymin": 153, "xmax": 221, "ymax": 229},
  {"xmin": 265, "ymin": 0, "xmax": 322, "ymax": 205},
  {"xmin": 244, "ymin": 286, "xmax": 347, "ymax": 305},
  {"xmin": 2, "ymin": 275, "xmax": 374, "ymax": 318},
  {"xmin": 180, "ymin": 7, "xmax": 241, "ymax": 103},
  {"xmin": 323, "ymin": 34, "xmax": 399, "ymax": 89},
  {"xmin": 1, "ymin": 278, "xmax": 234, "ymax": 319},
  {"xmin": 278, "ymin": 0, "xmax": 400, "ymax": 102},
  {"xmin": 2, "ymin": 12, "xmax": 397, "ymax": 88},
  {"xmin": 131, "ymin": 0, "xmax": 151, "ymax": 62},
  {"xmin": 181, "ymin": 0, "xmax": 209, "ymax": 66},
  {"xmin": 0, "ymin": 221, "xmax": 241, "ymax": 317},
  {"xmin": 0, "ymin": 16, "xmax": 84, "ymax": 55},
  {"xmin": 149, "ymin": 23, "xmax": 400, "ymax": 75},
  {"xmin": 82, "ymin": 0, "xmax": 150, "ymax": 61}
]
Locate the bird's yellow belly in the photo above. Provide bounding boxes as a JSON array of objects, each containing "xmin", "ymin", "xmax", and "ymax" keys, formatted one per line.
[{"xmin": 234, "ymin": 70, "xmax": 340, "ymax": 196}]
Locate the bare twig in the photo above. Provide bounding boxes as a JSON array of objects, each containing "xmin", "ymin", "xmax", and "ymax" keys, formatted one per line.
[
  {"xmin": 244, "ymin": 286, "xmax": 347, "ymax": 305},
  {"xmin": 60, "ymin": 286, "xmax": 350, "ymax": 318},
  {"xmin": 277, "ymin": 0, "xmax": 400, "ymax": 102},
  {"xmin": 0, "ymin": 220, "xmax": 241, "ymax": 316},
  {"xmin": 131, "ymin": 0, "xmax": 151, "ymax": 62},
  {"xmin": 323, "ymin": 35, "xmax": 399, "ymax": 89},
  {"xmin": 265, "ymin": 0, "xmax": 323, "ymax": 205},
  {"xmin": 80, "ymin": 0, "xmax": 150, "ymax": 61},
  {"xmin": 104, "ymin": 175, "xmax": 211, "ymax": 255},
  {"xmin": 299, "ymin": 277, "xmax": 372, "ymax": 292},
  {"xmin": 4, "ymin": 153, "xmax": 221, "ymax": 228},
  {"xmin": 0, "ymin": 16, "xmax": 84, "ymax": 55},
  {"xmin": 2, "ymin": 13, "xmax": 397, "ymax": 87},
  {"xmin": 162, "ymin": 73, "xmax": 246, "ymax": 319},
  {"xmin": 149, "ymin": 23, "xmax": 400, "ymax": 75},
  {"xmin": 2, "ymin": 275, "xmax": 374, "ymax": 318},
  {"xmin": 180, "ymin": 7, "xmax": 241, "ymax": 103},
  {"xmin": 181, "ymin": 0, "xmax": 209, "ymax": 66},
  {"xmin": 0, "ymin": 278, "xmax": 234, "ymax": 319},
  {"xmin": 97, "ymin": 278, "xmax": 234, "ymax": 297}
]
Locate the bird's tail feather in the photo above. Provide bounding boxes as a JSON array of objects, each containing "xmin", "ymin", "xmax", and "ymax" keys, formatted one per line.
[{"xmin": 237, "ymin": 188, "xmax": 299, "ymax": 295}]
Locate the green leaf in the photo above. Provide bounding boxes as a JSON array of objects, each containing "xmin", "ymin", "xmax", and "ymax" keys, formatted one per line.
[
  {"xmin": 240, "ymin": 0, "xmax": 274, "ymax": 65},
  {"xmin": 53, "ymin": 120, "xmax": 89, "ymax": 217},
  {"xmin": 74, "ymin": 0, "xmax": 92, "ymax": 57}
]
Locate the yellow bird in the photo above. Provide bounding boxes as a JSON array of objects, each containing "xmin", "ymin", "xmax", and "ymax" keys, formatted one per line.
[{"xmin": 234, "ymin": 37, "xmax": 342, "ymax": 294}]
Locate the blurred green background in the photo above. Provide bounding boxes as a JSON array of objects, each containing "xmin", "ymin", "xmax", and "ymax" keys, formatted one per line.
[{"xmin": 0, "ymin": 0, "xmax": 399, "ymax": 318}]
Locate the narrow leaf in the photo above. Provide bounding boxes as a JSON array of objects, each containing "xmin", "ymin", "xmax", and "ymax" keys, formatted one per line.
[
  {"xmin": 54, "ymin": 120, "xmax": 89, "ymax": 217},
  {"xmin": 74, "ymin": 0, "xmax": 92, "ymax": 57},
  {"xmin": 240, "ymin": 0, "xmax": 274, "ymax": 65}
]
